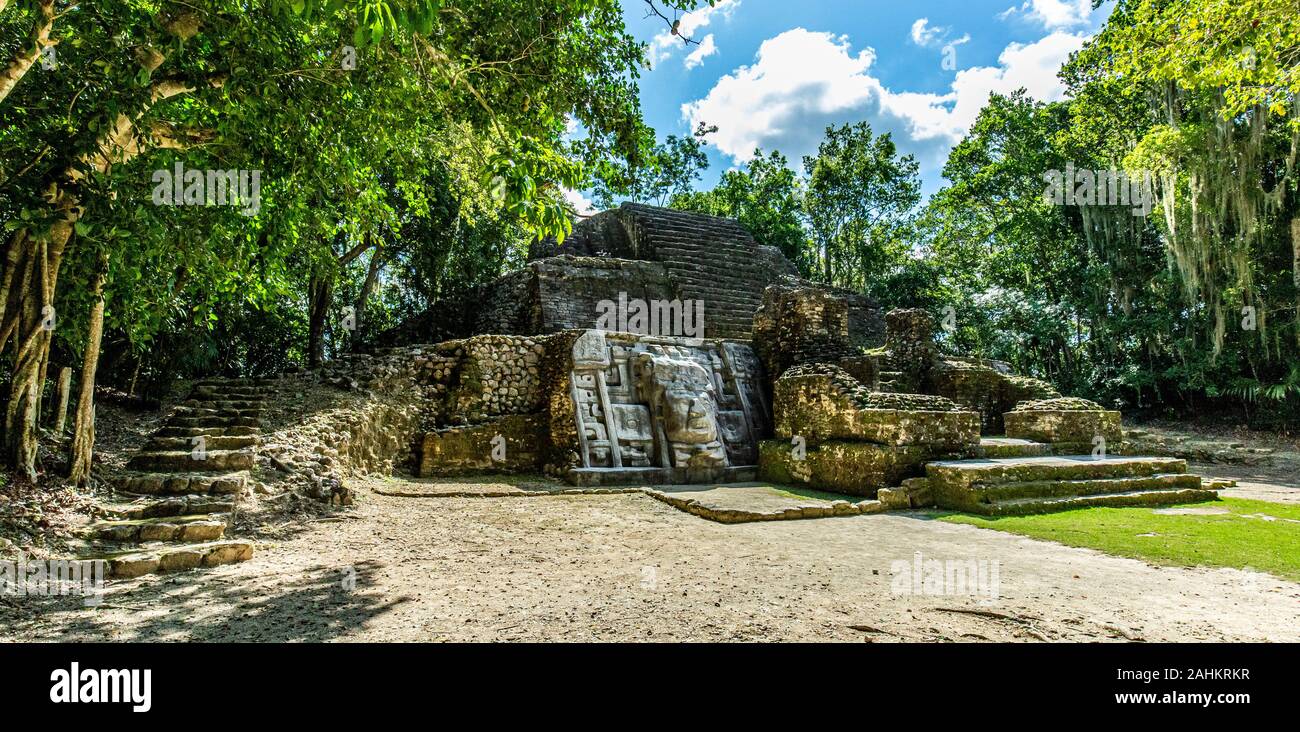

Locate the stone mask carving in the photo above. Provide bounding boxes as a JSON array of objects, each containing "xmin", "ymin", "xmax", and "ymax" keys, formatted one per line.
[{"xmin": 635, "ymin": 352, "xmax": 728, "ymax": 469}]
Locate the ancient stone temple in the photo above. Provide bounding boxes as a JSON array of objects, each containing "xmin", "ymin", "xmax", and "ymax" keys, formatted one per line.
[
  {"xmin": 385, "ymin": 203, "xmax": 1225, "ymax": 515},
  {"xmin": 412, "ymin": 329, "xmax": 767, "ymax": 485},
  {"xmin": 383, "ymin": 202, "xmax": 885, "ymax": 345}
]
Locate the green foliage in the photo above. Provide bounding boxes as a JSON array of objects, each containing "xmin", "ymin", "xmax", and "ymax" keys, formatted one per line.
[
  {"xmin": 1, "ymin": 0, "xmax": 675, "ymax": 390},
  {"xmin": 594, "ymin": 121, "xmax": 714, "ymax": 208},
  {"xmin": 920, "ymin": 0, "xmax": 1299, "ymax": 421},
  {"xmin": 803, "ymin": 122, "xmax": 921, "ymax": 290}
]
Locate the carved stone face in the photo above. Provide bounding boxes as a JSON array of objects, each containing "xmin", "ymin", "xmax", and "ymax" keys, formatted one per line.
[
  {"xmin": 635, "ymin": 353, "xmax": 729, "ymax": 470},
  {"xmin": 641, "ymin": 356, "xmax": 718, "ymax": 443},
  {"xmin": 663, "ymin": 386, "xmax": 719, "ymax": 444}
]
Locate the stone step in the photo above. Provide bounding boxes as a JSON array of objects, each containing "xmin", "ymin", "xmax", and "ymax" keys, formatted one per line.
[
  {"xmin": 82, "ymin": 514, "xmax": 227, "ymax": 544},
  {"xmin": 966, "ymin": 488, "xmax": 1220, "ymax": 516},
  {"xmin": 165, "ymin": 415, "xmax": 260, "ymax": 429},
  {"xmin": 98, "ymin": 495, "xmax": 236, "ymax": 520},
  {"xmin": 190, "ymin": 385, "xmax": 274, "ymax": 397},
  {"xmin": 636, "ymin": 219, "xmax": 753, "ymax": 239},
  {"xmin": 659, "ymin": 264, "xmax": 769, "ymax": 283},
  {"xmin": 670, "ymin": 261, "xmax": 770, "ymax": 277},
  {"xmin": 968, "ymin": 437, "xmax": 1052, "ymax": 459},
  {"xmin": 926, "ymin": 455, "xmax": 1188, "ymax": 489},
  {"xmin": 89, "ymin": 540, "xmax": 255, "ymax": 579},
  {"xmin": 193, "ymin": 378, "xmax": 277, "ymax": 388},
  {"xmin": 171, "ymin": 405, "xmax": 265, "ymax": 418},
  {"xmin": 145, "ymin": 434, "xmax": 258, "ymax": 451},
  {"xmin": 646, "ymin": 231, "xmax": 755, "ymax": 247},
  {"xmin": 673, "ymin": 271, "xmax": 763, "ymax": 287},
  {"xmin": 127, "ymin": 449, "xmax": 254, "ymax": 472},
  {"xmin": 155, "ymin": 425, "xmax": 260, "ymax": 438},
  {"xmin": 963, "ymin": 473, "xmax": 1204, "ymax": 503},
  {"xmin": 113, "ymin": 471, "xmax": 248, "ymax": 496},
  {"xmin": 180, "ymin": 403, "xmax": 267, "ymax": 414},
  {"xmin": 662, "ymin": 288, "xmax": 760, "ymax": 307}
]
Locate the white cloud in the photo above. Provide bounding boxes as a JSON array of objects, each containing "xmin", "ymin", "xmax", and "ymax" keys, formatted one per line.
[
  {"xmin": 684, "ymin": 34, "xmax": 718, "ymax": 70},
  {"xmin": 910, "ymin": 18, "xmax": 947, "ymax": 48},
  {"xmin": 648, "ymin": 0, "xmax": 740, "ymax": 67},
  {"xmin": 563, "ymin": 187, "xmax": 596, "ymax": 216},
  {"xmin": 1002, "ymin": 0, "xmax": 1093, "ymax": 29},
  {"xmin": 945, "ymin": 30, "xmax": 1086, "ymax": 129},
  {"xmin": 681, "ymin": 28, "xmax": 1086, "ymax": 174}
]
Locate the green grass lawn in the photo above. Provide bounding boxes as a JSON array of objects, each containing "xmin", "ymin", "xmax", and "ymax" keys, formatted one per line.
[{"xmin": 935, "ymin": 498, "xmax": 1300, "ymax": 582}]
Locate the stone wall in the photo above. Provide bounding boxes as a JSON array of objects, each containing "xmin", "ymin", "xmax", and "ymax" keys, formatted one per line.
[
  {"xmin": 1004, "ymin": 397, "xmax": 1122, "ymax": 452},
  {"xmin": 414, "ymin": 329, "xmax": 771, "ymax": 483},
  {"xmin": 472, "ymin": 268, "xmax": 535, "ymax": 335},
  {"xmin": 529, "ymin": 208, "xmax": 640, "ymax": 259},
  {"xmin": 418, "ymin": 414, "xmax": 547, "ymax": 476},
  {"xmin": 532, "ymin": 257, "xmax": 676, "ymax": 333},
  {"xmin": 418, "ymin": 335, "xmax": 547, "ymax": 425},
  {"xmin": 562, "ymin": 331, "xmax": 769, "ymax": 482},
  {"xmin": 930, "ymin": 360, "xmax": 1061, "ymax": 434},
  {"xmin": 771, "ymin": 363, "xmax": 979, "ymax": 449},
  {"xmin": 760, "ymin": 363, "xmax": 979, "ymax": 497}
]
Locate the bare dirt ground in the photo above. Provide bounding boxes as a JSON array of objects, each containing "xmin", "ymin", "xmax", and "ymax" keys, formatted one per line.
[{"xmin": 5, "ymin": 472, "xmax": 1298, "ymax": 643}]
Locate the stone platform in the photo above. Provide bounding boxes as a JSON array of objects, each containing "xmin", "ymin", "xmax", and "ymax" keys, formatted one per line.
[
  {"xmin": 568, "ymin": 465, "xmax": 758, "ymax": 487},
  {"xmin": 924, "ymin": 454, "xmax": 1220, "ymax": 515},
  {"xmin": 644, "ymin": 483, "xmax": 883, "ymax": 523}
]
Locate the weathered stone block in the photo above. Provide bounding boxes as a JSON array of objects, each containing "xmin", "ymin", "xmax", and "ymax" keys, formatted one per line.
[
  {"xmin": 418, "ymin": 414, "xmax": 545, "ymax": 476},
  {"xmin": 772, "ymin": 366, "xmax": 979, "ymax": 449},
  {"xmin": 758, "ymin": 439, "xmax": 941, "ymax": 497},
  {"xmin": 110, "ymin": 554, "xmax": 160, "ymax": 579},
  {"xmin": 158, "ymin": 549, "xmax": 204, "ymax": 572},
  {"xmin": 1004, "ymin": 399, "xmax": 1122, "ymax": 445}
]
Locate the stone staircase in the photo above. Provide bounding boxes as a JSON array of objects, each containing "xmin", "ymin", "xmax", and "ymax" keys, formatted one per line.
[
  {"xmin": 621, "ymin": 204, "xmax": 793, "ymax": 340},
  {"xmin": 925, "ymin": 452, "xmax": 1219, "ymax": 516},
  {"xmin": 76, "ymin": 378, "xmax": 273, "ymax": 578}
]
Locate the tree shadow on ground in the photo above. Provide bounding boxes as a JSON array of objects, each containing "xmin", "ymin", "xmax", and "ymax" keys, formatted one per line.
[{"xmin": 2, "ymin": 559, "xmax": 408, "ymax": 642}]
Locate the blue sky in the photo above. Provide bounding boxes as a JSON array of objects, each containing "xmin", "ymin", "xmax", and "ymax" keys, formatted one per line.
[{"xmin": 568, "ymin": 0, "xmax": 1112, "ymax": 211}]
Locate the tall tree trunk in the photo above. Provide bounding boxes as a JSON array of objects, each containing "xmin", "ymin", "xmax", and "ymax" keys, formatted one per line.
[
  {"xmin": 68, "ymin": 255, "xmax": 107, "ymax": 486},
  {"xmin": 4, "ymin": 211, "xmax": 71, "ymax": 479},
  {"xmin": 52, "ymin": 366, "xmax": 70, "ymax": 433},
  {"xmin": 0, "ymin": 0, "xmax": 55, "ymax": 104},
  {"xmin": 1, "ymin": 42, "xmax": 200, "ymax": 478},
  {"xmin": 1292, "ymin": 218, "xmax": 1299, "ymax": 348},
  {"xmin": 307, "ymin": 275, "xmax": 333, "ymax": 369},
  {"xmin": 352, "ymin": 246, "xmax": 383, "ymax": 349},
  {"xmin": 0, "ymin": 229, "xmax": 36, "ymax": 352},
  {"xmin": 0, "ymin": 229, "xmax": 28, "ymax": 332}
]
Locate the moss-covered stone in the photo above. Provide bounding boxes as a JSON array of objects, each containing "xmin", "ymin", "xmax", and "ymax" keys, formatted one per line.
[
  {"xmin": 418, "ymin": 414, "xmax": 545, "ymax": 476},
  {"xmin": 772, "ymin": 364, "xmax": 979, "ymax": 448},
  {"xmin": 928, "ymin": 359, "xmax": 1061, "ymax": 434},
  {"xmin": 758, "ymin": 439, "xmax": 941, "ymax": 496},
  {"xmin": 1004, "ymin": 405, "xmax": 1122, "ymax": 444}
]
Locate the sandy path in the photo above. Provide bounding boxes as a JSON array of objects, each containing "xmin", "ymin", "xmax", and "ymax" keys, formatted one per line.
[
  {"xmin": 1194, "ymin": 459, "xmax": 1300, "ymax": 504},
  {"xmin": 5, "ymin": 477, "xmax": 1298, "ymax": 642}
]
